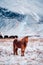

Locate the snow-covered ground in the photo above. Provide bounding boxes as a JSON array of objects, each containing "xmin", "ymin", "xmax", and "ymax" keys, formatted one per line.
[{"xmin": 0, "ymin": 39, "xmax": 43, "ymax": 65}]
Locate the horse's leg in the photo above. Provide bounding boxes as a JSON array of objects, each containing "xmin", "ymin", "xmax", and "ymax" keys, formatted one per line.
[
  {"xmin": 21, "ymin": 45, "xmax": 25, "ymax": 56},
  {"xmin": 21, "ymin": 50, "xmax": 24, "ymax": 56},
  {"xmin": 15, "ymin": 48, "xmax": 18, "ymax": 55},
  {"xmin": 14, "ymin": 45, "xmax": 18, "ymax": 55},
  {"xmin": 13, "ymin": 46, "xmax": 16, "ymax": 55},
  {"xmin": 13, "ymin": 44, "xmax": 16, "ymax": 55}
]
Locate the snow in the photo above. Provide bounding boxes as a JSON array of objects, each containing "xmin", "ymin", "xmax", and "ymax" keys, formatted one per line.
[{"xmin": 0, "ymin": 39, "xmax": 43, "ymax": 65}]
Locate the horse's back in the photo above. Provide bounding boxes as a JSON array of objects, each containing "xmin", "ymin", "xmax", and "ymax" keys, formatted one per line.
[{"xmin": 13, "ymin": 40, "xmax": 21, "ymax": 48}]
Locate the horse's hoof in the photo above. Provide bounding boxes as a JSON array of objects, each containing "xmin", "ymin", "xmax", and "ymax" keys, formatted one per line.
[
  {"xmin": 13, "ymin": 53, "xmax": 15, "ymax": 55},
  {"xmin": 16, "ymin": 54, "xmax": 18, "ymax": 55},
  {"xmin": 21, "ymin": 55, "xmax": 24, "ymax": 56}
]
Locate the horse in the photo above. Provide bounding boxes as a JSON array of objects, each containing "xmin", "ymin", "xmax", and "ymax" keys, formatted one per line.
[{"xmin": 13, "ymin": 36, "xmax": 29, "ymax": 56}]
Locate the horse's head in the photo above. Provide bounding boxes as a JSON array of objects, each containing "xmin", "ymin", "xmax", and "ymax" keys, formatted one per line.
[
  {"xmin": 24, "ymin": 36, "xmax": 29, "ymax": 43},
  {"xmin": 21, "ymin": 36, "xmax": 29, "ymax": 43}
]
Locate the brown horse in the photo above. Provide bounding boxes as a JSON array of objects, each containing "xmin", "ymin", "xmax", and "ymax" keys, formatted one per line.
[{"xmin": 13, "ymin": 36, "xmax": 29, "ymax": 56}]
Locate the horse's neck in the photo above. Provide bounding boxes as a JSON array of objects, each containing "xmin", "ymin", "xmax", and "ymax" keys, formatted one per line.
[{"xmin": 21, "ymin": 37, "xmax": 25, "ymax": 41}]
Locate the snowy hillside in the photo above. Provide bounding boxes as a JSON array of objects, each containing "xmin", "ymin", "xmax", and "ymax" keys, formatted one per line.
[{"xmin": 0, "ymin": 7, "xmax": 43, "ymax": 37}]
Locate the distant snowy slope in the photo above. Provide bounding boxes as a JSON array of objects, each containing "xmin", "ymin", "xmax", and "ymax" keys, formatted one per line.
[
  {"xmin": 0, "ymin": 7, "xmax": 26, "ymax": 21},
  {"xmin": 0, "ymin": 7, "xmax": 43, "ymax": 37}
]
